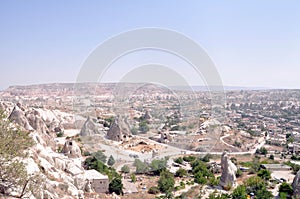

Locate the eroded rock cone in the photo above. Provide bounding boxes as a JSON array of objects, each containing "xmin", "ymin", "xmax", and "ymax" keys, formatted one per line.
[
  {"xmin": 219, "ymin": 151, "xmax": 237, "ymax": 189},
  {"xmin": 8, "ymin": 105, "xmax": 33, "ymax": 131},
  {"xmin": 292, "ymin": 170, "xmax": 300, "ymax": 197},
  {"xmin": 142, "ymin": 110, "xmax": 152, "ymax": 121},
  {"xmin": 26, "ymin": 110, "xmax": 49, "ymax": 134},
  {"xmin": 80, "ymin": 116, "xmax": 104, "ymax": 136},
  {"xmin": 107, "ymin": 116, "xmax": 131, "ymax": 141}
]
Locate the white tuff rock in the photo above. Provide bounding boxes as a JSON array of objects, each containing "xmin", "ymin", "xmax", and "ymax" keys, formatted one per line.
[{"xmin": 219, "ymin": 151, "xmax": 237, "ymax": 188}]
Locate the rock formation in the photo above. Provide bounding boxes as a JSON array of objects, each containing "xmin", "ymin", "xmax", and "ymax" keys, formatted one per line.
[
  {"xmin": 107, "ymin": 116, "xmax": 132, "ymax": 141},
  {"xmin": 8, "ymin": 105, "xmax": 33, "ymax": 131},
  {"xmin": 159, "ymin": 131, "xmax": 173, "ymax": 143},
  {"xmin": 80, "ymin": 116, "xmax": 104, "ymax": 136},
  {"xmin": 62, "ymin": 140, "xmax": 82, "ymax": 158},
  {"xmin": 26, "ymin": 110, "xmax": 49, "ymax": 134},
  {"xmin": 142, "ymin": 110, "xmax": 152, "ymax": 121},
  {"xmin": 219, "ymin": 151, "xmax": 237, "ymax": 188},
  {"xmin": 292, "ymin": 170, "xmax": 300, "ymax": 196},
  {"xmin": 1, "ymin": 101, "xmax": 114, "ymax": 198}
]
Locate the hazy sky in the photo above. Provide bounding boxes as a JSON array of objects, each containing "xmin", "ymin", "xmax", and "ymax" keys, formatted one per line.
[{"xmin": 0, "ymin": 1, "xmax": 300, "ymax": 89}]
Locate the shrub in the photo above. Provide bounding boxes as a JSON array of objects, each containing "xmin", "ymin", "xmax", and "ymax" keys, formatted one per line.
[
  {"xmin": 158, "ymin": 170, "xmax": 175, "ymax": 193},
  {"xmin": 174, "ymin": 157, "xmax": 183, "ymax": 164},
  {"xmin": 56, "ymin": 131, "xmax": 64, "ymax": 137},
  {"xmin": 175, "ymin": 168, "xmax": 187, "ymax": 177},
  {"xmin": 92, "ymin": 150, "xmax": 107, "ymax": 163},
  {"xmin": 107, "ymin": 155, "xmax": 115, "ymax": 166},
  {"xmin": 279, "ymin": 182, "xmax": 293, "ymax": 196},
  {"xmin": 134, "ymin": 159, "xmax": 149, "ymax": 174},
  {"xmin": 236, "ymin": 169, "xmax": 243, "ymax": 178},
  {"xmin": 83, "ymin": 151, "xmax": 91, "ymax": 156},
  {"xmin": 183, "ymin": 156, "xmax": 196, "ymax": 162},
  {"xmin": 109, "ymin": 178, "xmax": 123, "ymax": 195},
  {"xmin": 148, "ymin": 186, "xmax": 160, "ymax": 194},
  {"xmin": 201, "ymin": 154, "xmax": 212, "ymax": 162},
  {"xmin": 130, "ymin": 173, "xmax": 136, "ymax": 183},
  {"xmin": 121, "ymin": 165, "xmax": 130, "ymax": 173}
]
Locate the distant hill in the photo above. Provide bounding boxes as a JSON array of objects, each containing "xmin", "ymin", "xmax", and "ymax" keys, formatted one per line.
[
  {"xmin": 0, "ymin": 82, "xmax": 286, "ymax": 97},
  {"xmin": 171, "ymin": 85, "xmax": 271, "ymax": 91}
]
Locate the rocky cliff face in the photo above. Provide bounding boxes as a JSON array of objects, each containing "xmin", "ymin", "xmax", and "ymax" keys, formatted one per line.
[
  {"xmin": 2, "ymin": 101, "xmax": 100, "ymax": 199},
  {"xmin": 107, "ymin": 116, "xmax": 132, "ymax": 141},
  {"xmin": 219, "ymin": 151, "xmax": 237, "ymax": 189},
  {"xmin": 292, "ymin": 170, "xmax": 300, "ymax": 196},
  {"xmin": 8, "ymin": 104, "xmax": 57, "ymax": 150}
]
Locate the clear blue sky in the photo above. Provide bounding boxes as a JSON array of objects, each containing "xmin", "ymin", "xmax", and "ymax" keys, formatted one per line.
[{"xmin": 0, "ymin": 0, "xmax": 300, "ymax": 89}]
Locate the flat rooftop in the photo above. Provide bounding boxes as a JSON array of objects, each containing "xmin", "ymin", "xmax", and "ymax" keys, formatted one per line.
[
  {"xmin": 261, "ymin": 164, "xmax": 292, "ymax": 170},
  {"xmin": 84, "ymin": 169, "xmax": 109, "ymax": 180}
]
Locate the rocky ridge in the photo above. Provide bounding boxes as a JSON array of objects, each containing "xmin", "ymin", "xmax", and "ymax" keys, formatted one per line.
[{"xmin": 0, "ymin": 101, "xmax": 102, "ymax": 198}]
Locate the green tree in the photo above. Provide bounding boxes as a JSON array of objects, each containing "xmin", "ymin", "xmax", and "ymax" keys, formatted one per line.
[
  {"xmin": 192, "ymin": 160, "xmax": 213, "ymax": 178},
  {"xmin": 236, "ymin": 169, "xmax": 243, "ymax": 178},
  {"xmin": 174, "ymin": 157, "xmax": 183, "ymax": 164},
  {"xmin": 194, "ymin": 172, "xmax": 207, "ymax": 184},
  {"xmin": 255, "ymin": 188, "xmax": 273, "ymax": 199},
  {"xmin": 244, "ymin": 176, "xmax": 265, "ymax": 193},
  {"xmin": 0, "ymin": 110, "xmax": 40, "ymax": 197},
  {"xmin": 285, "ymin": 161, "xmax": 300, "ymax": 174},
  {"xmin": 121, "ymin": 165, "xmax": 130, "ymax": 173},
  {"xmin": 234, "ymin": 141, "xmax": 242, "ymax": 148},
  {"xmin": 256, "ymin": 147, "xmax": 268, "ymax": 155},
  {"xmin": 244, "ymin": 176, "xmax": 272, "ymax": 199},
  {"xmin": 148, "ymin": 186, "xmax": 160, "ymax": 194},
  {"xmin": 134, "ymin": 159, "xmax": 149, "ymax": 174},
  {"xmin": 107, "ymin": 155, "xmax": 115, "ymax": 166},
  {"xmin": 183, "ymin": 156, "xmax": 196, "ymax": 162},
  {"xmin": 249, "ymin": 156, "xmax": 261, "ymax": 173},
  {"xmin": 109, "ymin": 178, "xmax": 123, "ymax": 195},
  {"xmin": 130, "ymin": 173, "xmax": 136, "ymax": 183},
  {"xmin": 260, "ymin": 147, "xmax": 268, "ymax": 155},
  {"xmin": 279, "ymin": 182, "xmax": 293, "ymax": 197},
  {"xmin": 138, "ymin": 121, "xmax": 149, "ymax": 133},
  {"xmin": 92, "ymin": 150, "xmax": 107, "ymax": 163},
  {"xmin": 208, "ymin": 176, "xmax": 220, "ymax": 186},
  {"xmin": 280, "ymin": 192, "xmax": 288, "ymax": 199},
  {"xmin": 208, "ymin": 191, "xmax": 230, "ymax": 199},
  {"xmin": 175, "ymin": 168, "xmax": 187, "ymax": 177},
  {"xmin": 131, "ymin": 127, "xmax": 138, "ymax": 135},
  {"xmin": 84, "ymin": 157, "xmax": 120, "ymax": 180},
  {"xmin": 257, "ymin": 169, "xmax": 271, "ymax": 181},
  {"xmin": 231, "ymin": 185, "xmax": 247, "ymax": 199},
  {"xmin": 201, "ymin": 154, "xmax": 212, "ymax": 162},
  {"xmin": 150, "ymin": 158, "xmax": 167, "ymax": 175},
  {"xmin": 158, "ymin": 170, "xmax": 175, "ymax": 193},
  {"xmin": 56, "ymin": 131, "xmax": 64, "ymax": 137}
]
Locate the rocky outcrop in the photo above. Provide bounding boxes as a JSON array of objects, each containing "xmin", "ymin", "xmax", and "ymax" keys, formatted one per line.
[
  {"xmin": 8, "ymin": 105, "xmax": 33, "ymax": 131},
  {"xmin": 107, "ymin": 116, "xmax": 132, "ymax": 141},
  {"xmin": 26, "ymin": 110, "xmax": 49, "ymax": 134},
  {"xmin": 292, "ymin": 170, "xmax": 300, "ymax": 196},
  {"xmin": 159, "ymin": 131, "xmax": 173, "ymax": 143},
  {"xmin": 80, "ymin": 116, "xmax": 105, "ymax": 136},
  {"xmin": 219, "ymin": 151, "xmax": 237, "ymax": 188},
  {"xmin": 141, "ymin": 110, "xmax": 152, "ymax": 121},
  {"xmin": 1, "ymin": 101, "xmax": 100, "ymax": 198},
  {"xmin": 62, "ymin": 140, "xmax": 82, "ymax": 158}
]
